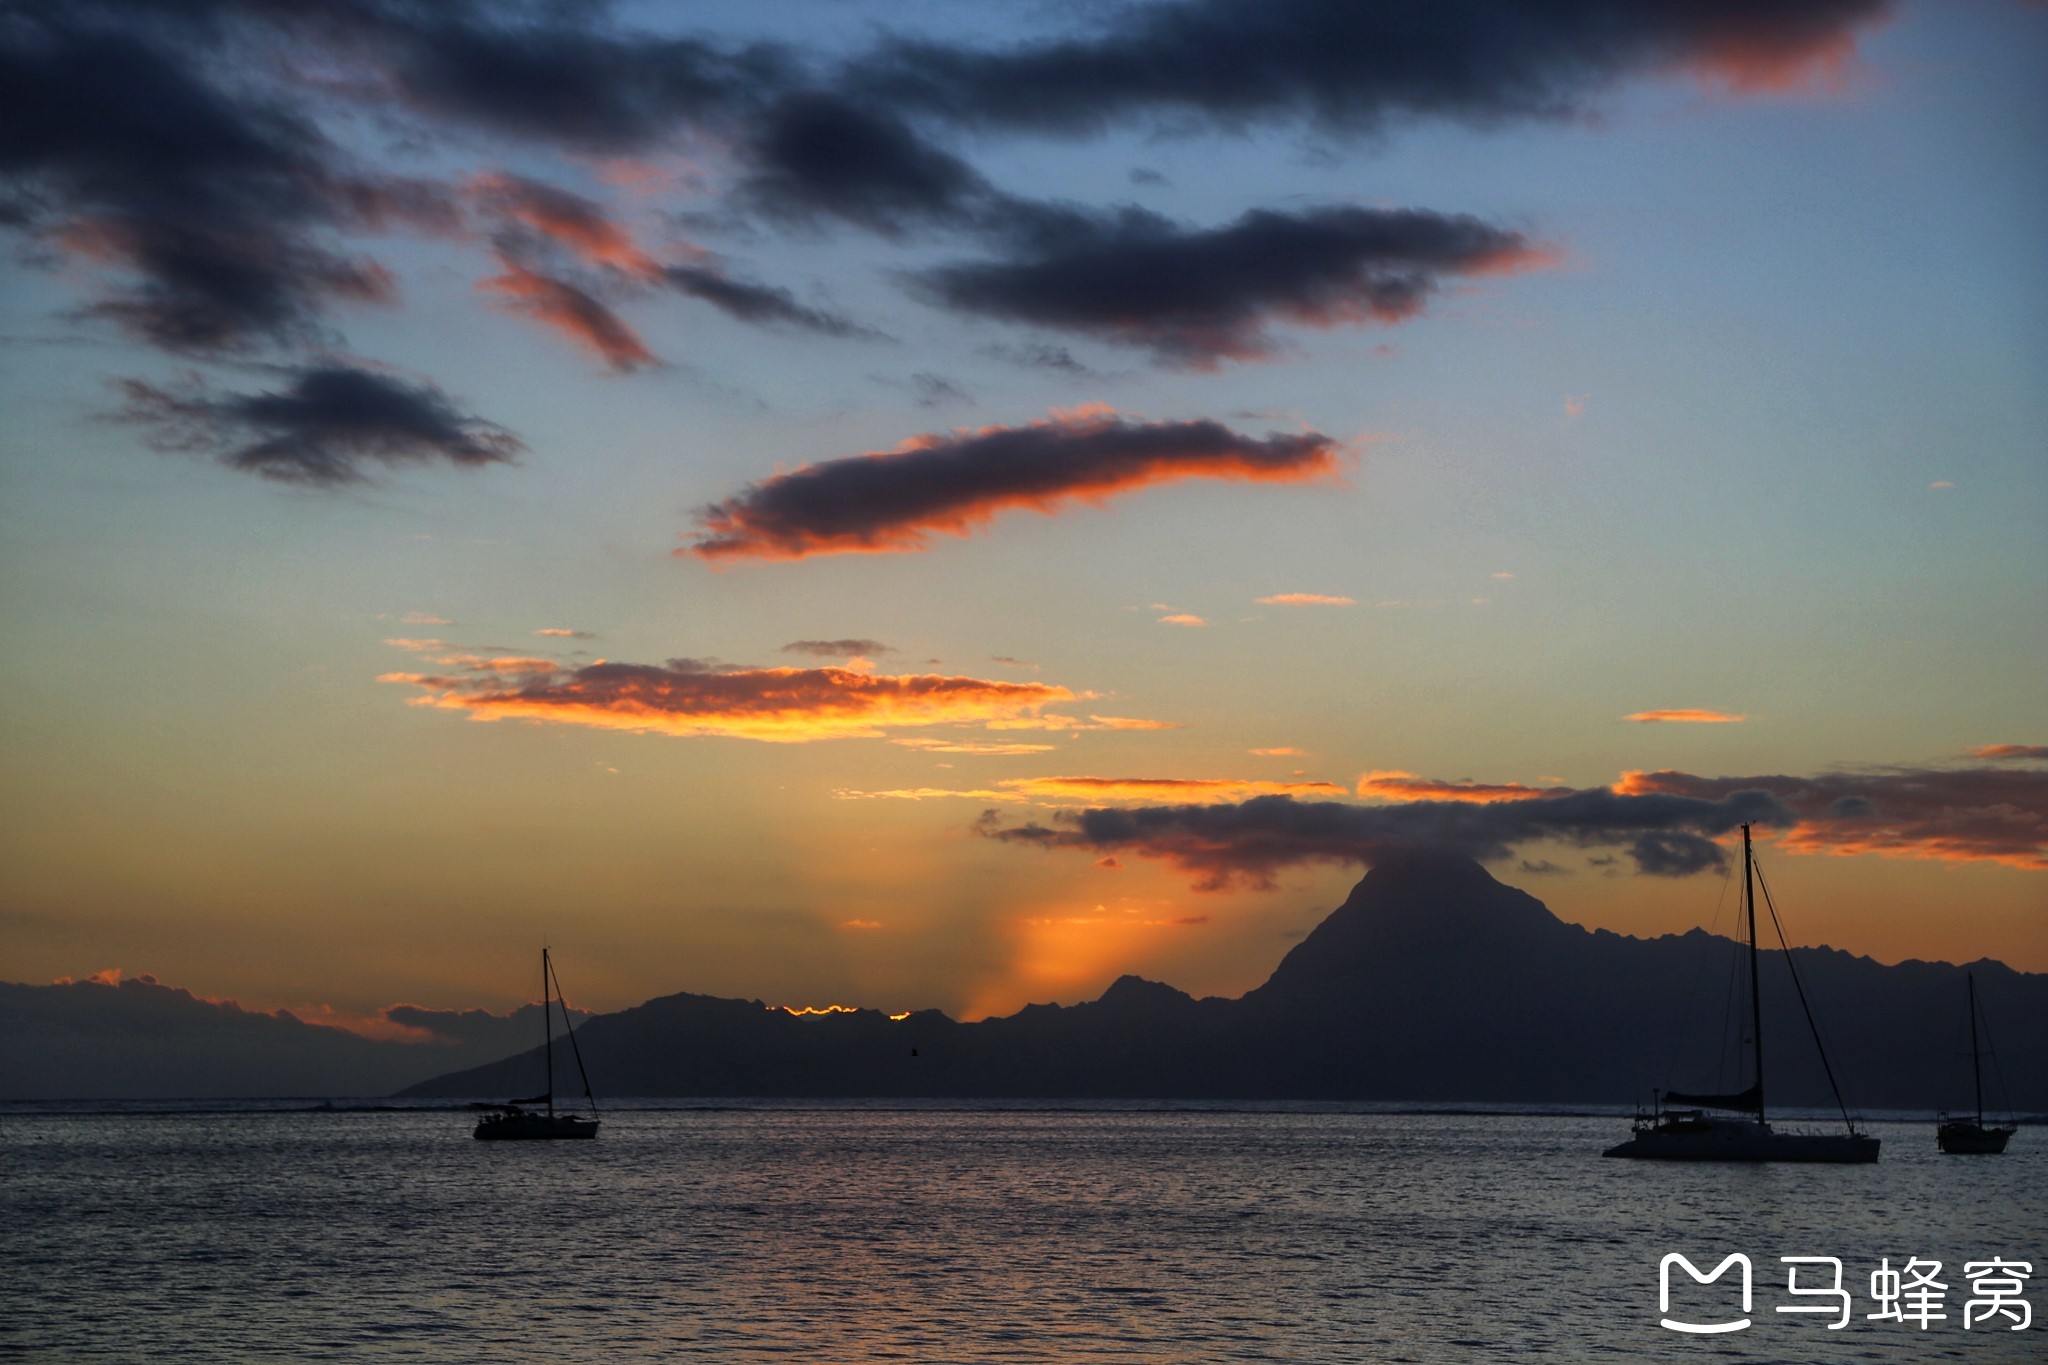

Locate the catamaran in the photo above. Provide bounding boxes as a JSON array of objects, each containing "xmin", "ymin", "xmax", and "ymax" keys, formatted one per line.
[
  {"xmin": 474, "ymin": 948, "xmax": 600, "ymax": 1140},
  {"xmin": 1604, "ymin": 824, "xmax": 1879, "ymax": 1163},
  {"xmin": 1937, "ymin": 973, "xmax": 2016, "ymax": 1155}
]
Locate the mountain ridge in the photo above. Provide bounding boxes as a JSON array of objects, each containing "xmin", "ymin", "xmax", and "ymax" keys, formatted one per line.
[{"xmin": 401, "ymin": 858, "xmax": 2048, "ymax": 1109}]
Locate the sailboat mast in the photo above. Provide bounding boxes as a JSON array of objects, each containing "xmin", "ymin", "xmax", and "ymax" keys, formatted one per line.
[
  {"xmin": 1968, "ymin": 973, "xmax": 1984, "ymax": 1126},
  {"xmin": 543, "ymin": 947, "xmax": 555, "ymax": 1119},
  {"xmin": 1743, "ymin": 823, "xmax": 1766, "ymax": 1124}
]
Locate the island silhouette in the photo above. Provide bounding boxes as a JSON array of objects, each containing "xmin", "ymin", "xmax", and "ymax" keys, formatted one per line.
[{"xmin": 400, "ymin": 856, "xmax": 2045, "ymax": 1110}]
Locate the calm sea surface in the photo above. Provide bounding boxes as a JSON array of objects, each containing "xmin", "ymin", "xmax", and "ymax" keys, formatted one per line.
[{"xmin": 4, "ymin": 1102, "xmax": 2042, "ymax": 1362}]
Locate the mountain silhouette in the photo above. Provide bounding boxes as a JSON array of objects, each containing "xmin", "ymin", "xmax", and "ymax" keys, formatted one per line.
[{"xmin": 403, "ymin": 857, "xmax": 2047, "ymax": 1109}]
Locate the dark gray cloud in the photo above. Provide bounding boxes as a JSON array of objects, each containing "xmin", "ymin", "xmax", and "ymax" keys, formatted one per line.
[
  {"xmin": 735, "ymin": 93, "xmax": 991, "ymax": 236},
  {"xmin": 907, "ymin": 372, "xmax": 970, "ymax": 407},
  {"xmin": 0, "ymin": 12, "xmax": 426, "ymax": 353},
  {"xmin": 118, "ymin": 365, "xmax": 523, "ymax": 485},
  {"xmin": 780, "ymin": 639, "xmax": 895, "ymax": 658},
  {"xmin": 977, "ymin": 341, "xmax": 1104, "ymax": 377},
  {"xmin": 686, "ymin": 411, "xmax": 1340, "ymax": 561},
  {"xmin": 856, "ymin": 0, "xmax": 1892, "ymax": 133},
  {"xmin": 920, "ymin": 204, "xmax": 1546, "ymax": 368},
  {"xmin": 363, "ymin": 1, "xmax": 792, "ymax": 151},
  {"xmin": 1619, "ymin": 767, "xmax": 2048, "ymax": 870},
  {"xmin": 5, "ymin": 0, "xmax": 1897, "ymax": 484},
  {"xmin": 664, "ymin": 265, "xmax": 874, "ymax": 338},
  {"xmin": 980, "ymin": 786, "xmax": 1791, "ymax": 889}
]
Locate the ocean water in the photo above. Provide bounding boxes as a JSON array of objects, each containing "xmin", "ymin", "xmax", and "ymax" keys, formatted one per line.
[{"xmin": 5, "ymin": 1102, "xmax": 2042, "ymax": 1362}]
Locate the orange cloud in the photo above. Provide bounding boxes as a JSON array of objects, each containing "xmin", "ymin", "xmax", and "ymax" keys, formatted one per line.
[
  {"xmin": 833, "ymin": 787, "xmax": 1028, "ymax": 802},
  {"xmin": 1251, "ymin": 747, "xmax": 1307, "ymax": 757},
  {"xmin": 834, "ymin": 775, "xmax": 1346, "ymax": 805},
  {"xmin": 891, "ymin": 737, "xmax": 1059, "ymax": 756},
  {"xmin": 1625, "ymin": 709, "xmax": 1746, "ymax": 724},
  {"xmin": 480, "ymin": 255, "xmax": 655, "ymax": 371},
  {"xmin": 1157, "ymin": 613, "xmax": 1208, "ymax": 627},
  {"xmin": 982, "ymin": 714, "xmax": 1182, "ymax": 733},
  {"xmin": 1005, "ymin": 776, "xmax": 1348, "ymax": 804},
  {"xmin": 684, "ymin": 409, "xmax": 1341, "ymax": 561},
  {"xmin": 53, "ymin": 967, "xmax": 128, "ymax": 987},
  {"xmin": 1974, "ymin": 744, "xmax": 2048, "ymax": 762},
  {"xmin": 382, "ymin": 656, "xmax": 1089, "ymax": 743},
  {"xmin": 468, "ymin": 173, "xmax": 669, "ymax": 279},
  {"xmin": 1256, "ymin": 593, "xmax": 1355, "ymax": 606},
  {"xmin": 1687, "ymin": 24, "xmax": 1870, "ymax": 97},
  {"xmin": 1356, "ymin": 771, "xmax": 1573, "ymax": 804}
]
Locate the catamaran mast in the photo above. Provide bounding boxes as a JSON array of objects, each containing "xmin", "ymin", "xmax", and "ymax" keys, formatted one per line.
[
  {"xmin": 1968, "ymin": 972, "xmax": 1984, "ymax": 1126},
  {"xmin": 1744, "ymin": 823, "xmax": 1766, "ymax": 1124},
  {"xmin": 543, "ymin": 947, "xmax": 555, "ymax": 1119}
]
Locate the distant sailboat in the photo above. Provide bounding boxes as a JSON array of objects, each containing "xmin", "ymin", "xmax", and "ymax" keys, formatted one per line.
[
  {"xmin": 474, "ymin": 948, "xmax": 600, "ymax": 1141},
  {"xmin": 1937, "ymin": 973, "xmax": 2016, "ymax": 1155},
  {"xmin": 1604, "ymin": 824, "xmax": 1878, "ymax": 1163}
]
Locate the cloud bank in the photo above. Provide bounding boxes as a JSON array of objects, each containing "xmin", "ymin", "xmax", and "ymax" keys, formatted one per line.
[{"xmin": 981, "ymin": 758, "xmax": 2045, "ymax": 887}]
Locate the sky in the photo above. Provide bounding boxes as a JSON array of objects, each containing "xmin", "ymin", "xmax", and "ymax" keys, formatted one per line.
[{"xmin": 2, "ymin": 0, "xmax": 2044, "ymax": 1034}]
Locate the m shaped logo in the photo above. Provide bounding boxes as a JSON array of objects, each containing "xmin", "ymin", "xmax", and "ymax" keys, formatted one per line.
[{"xmin": 1661, "ymin": 1253, "xmax": 1753, "ymax": 1334}]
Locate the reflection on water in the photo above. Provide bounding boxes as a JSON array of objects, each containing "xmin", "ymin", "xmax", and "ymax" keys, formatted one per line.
[{"xmin": 6, "ymin": 1104, "xmax": 2041, "ymax": 1361}]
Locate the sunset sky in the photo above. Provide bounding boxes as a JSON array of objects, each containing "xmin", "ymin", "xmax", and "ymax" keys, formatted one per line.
[{"xmin": 2, "ymin": 0, "xmax": 2043, "ymax": 1034}]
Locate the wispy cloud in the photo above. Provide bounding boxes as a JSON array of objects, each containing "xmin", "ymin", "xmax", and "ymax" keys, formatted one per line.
[
  {"xmin": 1356, "ymin": 771, "xmax": 1575, "ymax": 804},
  {"xmin": 381, "ymin": 654, "xmax": 1119, "ymax": 743},
  {"xmin": 684, "ymin": 408, "xmax": 1340, "ymax": 561},
  {"xmin": 1157, "ymin": 613, "xmax": 1208, "ymax": 627},
  {"xmin": 1625, "ymin": 709, "xmax": 1746, "ymax": 724},
  {"xmin": 890, "ymin": 737, "xmax": 1057, "ymax": 756},
  {"xmin": 480, "ymin": 254, "xmax": 657, "ymax": 372},
  {"xmin": 1007, "ymin": 776, "xmax": 1347, "ymax": 803},
  {"xmin": 781, "ymin": 639, "xmax": 895, "ymax": 658},
  {"xmin": 1256, "ymin": 593, "xmax": 1354, "ymax": 606},
  {"xmin": 1974, "ymin": 744, "xmax": 2048, "ymax": 762},
  {"xmin": 837, "ymin": 775, "xmax": 1347, "ymax": 804}
]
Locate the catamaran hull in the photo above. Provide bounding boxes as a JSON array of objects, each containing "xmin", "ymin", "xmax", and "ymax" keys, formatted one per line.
[{"xmin": 1604, "ymin": 1132, "xmax": 1879, "ymax": 1163}]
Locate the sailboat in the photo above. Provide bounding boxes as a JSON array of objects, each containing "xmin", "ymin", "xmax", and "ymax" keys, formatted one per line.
[
  {"xmin": 1936, "ymin": 974, "xmax": 2016, "ymax": 1155},
  {"xmin": 473, "ymin": 948, "xmax": 600, "ymax": 1140},
  {"xmin": 1604, "ymin": 824, "xmax": 1879, "ymax": 1163}
]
